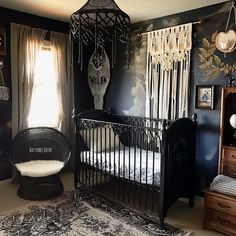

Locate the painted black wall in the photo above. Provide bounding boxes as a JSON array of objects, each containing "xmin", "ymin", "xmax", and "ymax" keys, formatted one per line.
[
  {"xmin": 0, "ymin": 7, "xmax": 69, "ymax": 180},
  {"xmin": 0, "ymin": 2, "xmax": 233, "ymax": 194},
  {"xmin": 74, "ymin": 2, "xmax": 233, "ymax": 194}
]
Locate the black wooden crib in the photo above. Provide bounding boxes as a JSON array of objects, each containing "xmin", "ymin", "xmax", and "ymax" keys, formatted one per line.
[{"xmin": 73, "ymin": 109, "xmax": 197, "ymax": 227}]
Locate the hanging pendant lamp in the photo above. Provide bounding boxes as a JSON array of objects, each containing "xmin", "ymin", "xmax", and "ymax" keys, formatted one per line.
[{"xmin": 70, "ymin": 0, "xmax": 131, "ymax": 70}]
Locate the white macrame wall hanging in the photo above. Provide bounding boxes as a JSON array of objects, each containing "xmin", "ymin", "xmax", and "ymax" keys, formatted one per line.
[{"xmin": 146, "ymin": 23, "xmax": 192, "ymax": 120}]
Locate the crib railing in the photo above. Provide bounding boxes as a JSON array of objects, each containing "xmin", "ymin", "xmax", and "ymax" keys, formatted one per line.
[
  {"xmin": 74, "ymin": 110, "xmax": 197, "ymax": 227},
  {"xmin": 75, "ymin": 117, "xmax": 164, "ymax": 212}
]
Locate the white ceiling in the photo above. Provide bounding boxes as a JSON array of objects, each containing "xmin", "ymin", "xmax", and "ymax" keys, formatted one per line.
[{"xmin": 0, "ymin": 0, "xmax": 228, "ymax": 23}]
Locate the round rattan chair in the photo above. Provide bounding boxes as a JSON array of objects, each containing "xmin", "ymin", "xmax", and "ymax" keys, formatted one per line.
[{"xmin": 11, "ymin": 127, "xmax": 71, "ymax": 200}]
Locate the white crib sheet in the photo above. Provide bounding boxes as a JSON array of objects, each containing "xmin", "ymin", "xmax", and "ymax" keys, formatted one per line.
[{"xmin": 81, "ymin": 147, "xmax": 161, "ymax": 186}]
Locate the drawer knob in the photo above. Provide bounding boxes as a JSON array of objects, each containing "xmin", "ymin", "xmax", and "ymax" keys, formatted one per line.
[
  {"xmin": 217, "ymin": 216, "xmax": 231, "ymax": 226},
  {"xmin": 217, "ymin": 202, "xmax": 231, "ymax": 210},
  {"xmin": 232, "ymin": 154, "xmax": 236, "ymax": 159}
]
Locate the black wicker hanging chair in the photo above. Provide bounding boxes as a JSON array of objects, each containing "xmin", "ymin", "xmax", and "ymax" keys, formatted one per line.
[{"xmin": 11, "ymin": 127, "xmax": 71, "ymax": 200}]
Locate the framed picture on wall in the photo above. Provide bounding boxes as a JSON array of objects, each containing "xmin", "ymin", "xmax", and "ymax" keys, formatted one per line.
[
  {"xmin": 0, "ymin": 28, "xmax": 6, "ymax": 56},
  {"xmin": 195, "ymin": 85, "xmax": 214, "ymax": 110}
]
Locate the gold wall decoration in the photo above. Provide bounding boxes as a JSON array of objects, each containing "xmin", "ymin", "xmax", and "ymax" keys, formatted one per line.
[{"xmin": 199, "ymin": 31, "xmax": 236, "ymax": 79}]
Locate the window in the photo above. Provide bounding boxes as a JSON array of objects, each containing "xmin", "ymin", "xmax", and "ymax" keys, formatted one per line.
[{"xmin": 27, "ymin": 47, "xmax": 60, "ymax": 128}]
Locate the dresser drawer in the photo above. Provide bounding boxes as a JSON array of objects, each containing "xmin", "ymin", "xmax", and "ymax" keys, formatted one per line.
[
  {"xmin": 204, "ymin": 208, "xmax": 236, "ymax": 236},
  {"xmin": 222, "ymin": 147, "xmax": 236, "ymax": 164},
  {"xmin": 205, "ymin": 193, "xmax": 236, "ymax": 215},
  {"xmin": 221, "ymin": 163, "xmax": 236, "ymax": 179}
]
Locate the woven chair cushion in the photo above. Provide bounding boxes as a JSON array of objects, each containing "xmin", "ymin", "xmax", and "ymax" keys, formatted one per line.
[
  {"xmin": 210, "ymin": 174, "xmax": 236, "ymax": 197},
  {"xmin": 15, "ymin": 160, "xmax": 64, "ymax": 177}
]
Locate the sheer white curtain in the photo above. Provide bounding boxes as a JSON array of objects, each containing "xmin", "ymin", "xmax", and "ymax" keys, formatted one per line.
[
  {"xmin": 50, "ymin": 31, "xmax": 74, "ymax": 170},
  {"xmin": 50, "ymin": 31, "xmax": 74, "ymax": 139},
  {"xmin": 146, "ymin": 23, "xmax": 192, "ymax": 120},
  {"xmin": 11, "ymin": 23, "xmax": 46, "ymax": 138}
]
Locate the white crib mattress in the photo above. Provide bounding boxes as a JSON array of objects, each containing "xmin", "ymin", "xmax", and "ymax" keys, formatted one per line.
[{"xmin": 81, "ymin": 147, "xmax": 161, "ymax": 186}]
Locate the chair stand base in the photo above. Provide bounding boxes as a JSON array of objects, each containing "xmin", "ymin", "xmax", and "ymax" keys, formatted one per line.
[{"xmin": 18, "ymin": 175, "xmax": 64, "ymax": 201}]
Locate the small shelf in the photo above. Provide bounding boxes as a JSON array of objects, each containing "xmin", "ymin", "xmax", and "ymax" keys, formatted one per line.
[
  {"xmin": 221, "ymin": 88, "xmax": 236, "ymax": 147},
  {"xmin": 222, "ymin": 145, "xmax": 236, "ymax": 150}
]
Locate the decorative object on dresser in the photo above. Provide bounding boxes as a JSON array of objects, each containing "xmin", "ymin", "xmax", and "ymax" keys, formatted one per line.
[
  {"xmin": 210, "ymin": 174, "xmax": 236, "ymax": 197},
  {"xmin": 204, "ymin": 87, "xmax": 236, "ymax": 236},
  {"xmin": 230, "ymin": 114, "xmax": 236, "ymax": 145}
]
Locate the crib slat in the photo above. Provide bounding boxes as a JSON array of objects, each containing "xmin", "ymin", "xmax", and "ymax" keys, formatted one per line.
[
  {"xmin": 109, "ymin": 128, "xmax": 112, "ymax": 194},
  {"xmin": 152, "ymin": 134, "xmax": 155, "ymax": 212},
  {"xmin": 118, "ymin": 129, "xmax": 121, "ymax": 200},
  {"xmin": 145, "ymin": 138, "xmax": 148, "ymax": 210},
  {"xmin": 88, "ymin": 129, "xmax": 91, "ymax": 186},
  {"xmin": 76, "ymin": 127, "xmax": 80, "ymax": 187},
  {"xmin": 92, "ymin": 128, "xmax": 95, "ymax": 187},
  {"xmin": 81, "ymin": 129, "xmax": 85, "ymax": 185},
  {"xmin": 133, "ymin": 131, "xmax": 136, "ymax": 206},
  {"xmin": 100, "ymin": 126, "xmax": 103, "ymax": 188},
  {"xmin": 104, "ymin": 126, "xmax": 107, "ymax": 194},
  {"xmin": 139, "ymin": 132, "xmax": 143, "ymax": 208},
  {"xmin": 123, "ymin": 144, "xmax": 125, "ymax": 201},
  {"xmin": 84, "ymin": 128, "xmax": 87, "ymax": 185},
  {"xmin": 128, "ymin": 136, "xmax": 131, "ymax": 204},
  {"xmin": 113, "ymin": 131, "xmax": 116, "ymax": 179}
]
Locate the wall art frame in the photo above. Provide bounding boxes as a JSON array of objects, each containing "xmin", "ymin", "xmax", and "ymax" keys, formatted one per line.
[
  {"xmin": 0, "ymin": 28, "xmax": 6, "ymax": 56},
  {"xmin": 195, "ymin": 85, "xmax": 215, "ymax": 110}
]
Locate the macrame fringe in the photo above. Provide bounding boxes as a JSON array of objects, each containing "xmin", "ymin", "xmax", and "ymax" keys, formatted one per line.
[{"xmin": 146, "ymin": 23, "xmax": 192, "ymax": 120}]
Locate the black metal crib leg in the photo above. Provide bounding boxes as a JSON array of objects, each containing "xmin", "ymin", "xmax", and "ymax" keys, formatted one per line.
[
  {"xmin": 189, "ymin": 195, "xmax": 195, "ymax": 208},
  {"xmin": 160, "ymin": 218, "xmax": 165, "ymax": 228},
  {"xmin": 159, "ymin": 211, "xmax": 167, "ymax": 228}
]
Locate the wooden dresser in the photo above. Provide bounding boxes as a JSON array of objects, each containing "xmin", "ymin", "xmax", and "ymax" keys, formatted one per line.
[
  {"xmin": 204, "ymin": 87, "xmax": 236, "ymax": 236},
  {"xmin": 221, "ymin": 146, "xmax": 236, "ymax": 179}
]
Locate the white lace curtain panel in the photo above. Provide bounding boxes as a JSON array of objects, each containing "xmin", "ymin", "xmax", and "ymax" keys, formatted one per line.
[{"xmin": 145, "ymin": 23, "xmax": 192, "ymax": 120}]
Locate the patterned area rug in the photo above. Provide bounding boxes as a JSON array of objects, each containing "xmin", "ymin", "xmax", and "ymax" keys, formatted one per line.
[{"xmin": 0, "ymin": 189, "xmax": 191, "ymax": 236}]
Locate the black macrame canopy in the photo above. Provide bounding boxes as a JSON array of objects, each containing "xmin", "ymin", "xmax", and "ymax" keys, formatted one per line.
[{"xmin": 70, "ymin": 0, "xmax": 131, "ymax": 69}]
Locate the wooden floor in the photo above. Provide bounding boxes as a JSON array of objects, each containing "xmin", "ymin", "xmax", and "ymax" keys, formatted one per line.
[{"xmin": 0, "ymin": 172, "xmax": 223, "ymax": 236}]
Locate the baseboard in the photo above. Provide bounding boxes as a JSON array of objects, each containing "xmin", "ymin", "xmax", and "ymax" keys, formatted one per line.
[
  {"xmin": 0, "ymin": 178, "xmax": 13, "ymax": 187},
  {"xmin": 179, "ymin": 195, "xmax": 204, "ymax": 207}
]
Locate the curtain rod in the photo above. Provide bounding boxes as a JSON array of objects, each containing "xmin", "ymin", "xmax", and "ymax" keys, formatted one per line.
[{"xmin": 137, "ymin": 20, "xmax": 206, "ymax": 36}]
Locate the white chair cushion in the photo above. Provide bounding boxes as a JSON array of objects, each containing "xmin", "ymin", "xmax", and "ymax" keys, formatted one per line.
[{"xmin": 15, "ymin": 160, "xmax": 64, "ymax": 177}]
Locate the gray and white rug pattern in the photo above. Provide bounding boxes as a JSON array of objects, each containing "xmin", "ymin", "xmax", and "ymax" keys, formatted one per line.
[{"xmin": 0, "ymin": 190, "xmax": 190, "ymax": 236}]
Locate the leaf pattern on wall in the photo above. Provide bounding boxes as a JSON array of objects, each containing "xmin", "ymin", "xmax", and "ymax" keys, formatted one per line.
[{"xmin": 198, "ymin": 32, "xmax": 236, "ymax": 79}]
